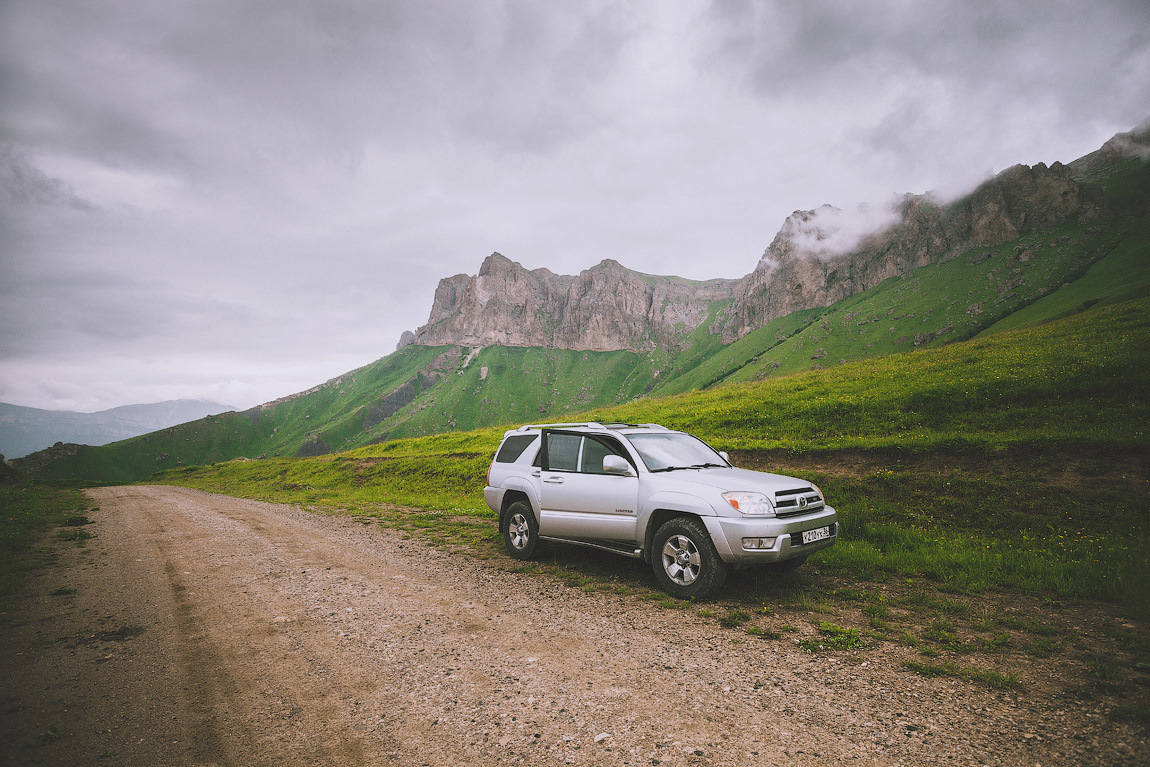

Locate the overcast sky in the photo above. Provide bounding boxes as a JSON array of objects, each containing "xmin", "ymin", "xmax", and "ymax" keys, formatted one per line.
[{"xmin": 2, "ymin": 0, "xmax": 1147, "ymax": 413}]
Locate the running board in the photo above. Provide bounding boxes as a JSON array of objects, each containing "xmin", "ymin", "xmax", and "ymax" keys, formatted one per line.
[{"xmin": 539, "ymin": 536, "xmax": 644, "ymax": 559}]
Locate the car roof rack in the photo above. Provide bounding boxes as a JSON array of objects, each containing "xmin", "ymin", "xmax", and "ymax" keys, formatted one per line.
[{"xmin": 512, "ymin": 422, "xmax": 669, "ymax": 433}]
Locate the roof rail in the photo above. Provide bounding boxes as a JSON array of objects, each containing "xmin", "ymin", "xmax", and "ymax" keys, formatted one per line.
[
  {"xmin": 515, "ymin": 422, "xmax": 604, "ymax": 432},
  {"xmin": 600, "ymin": 422, "xmax": 669, "ymax": 431},
  {"xmin": 512, "ymin": 422, "xmax": 669, "ymax": 432}
]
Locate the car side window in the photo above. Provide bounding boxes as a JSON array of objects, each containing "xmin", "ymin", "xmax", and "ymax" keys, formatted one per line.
[
  {"xmin": 579, "ymin": 436, "xmax": 626, "ymax": 474},
  {"xmin": 496, "ymin": 434, "xmax": 538, "ymax": 464},
  {"xmin": 545, "ymin": 433, "xmax": 582, "ymax": 472}
]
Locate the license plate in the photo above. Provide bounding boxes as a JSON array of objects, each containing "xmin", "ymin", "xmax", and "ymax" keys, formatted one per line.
[{"xmin": 802, "ymin": 526, "xmax": 831, "ymax": 544}]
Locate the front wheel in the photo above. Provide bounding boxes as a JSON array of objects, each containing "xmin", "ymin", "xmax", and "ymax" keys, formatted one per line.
[
  {"xmin": 501, "ymin": 500, "xmax": 542, "ymax": 560},
  {"xmin": 651, "ymin": 516, "xmax": 728, "ymax": 599}
]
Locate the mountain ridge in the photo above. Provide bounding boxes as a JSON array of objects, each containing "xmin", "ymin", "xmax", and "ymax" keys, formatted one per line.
[
  {"xmin": 406, "ymin": 157, "xmax": 1116, "ymax": 352},
  {"xmin": 407, "ymin": 253, "xmax": 739, "ymax": 353},
  {"xmin": 0, "ymin": 399, "xmax": 234, "ymax": 460}
]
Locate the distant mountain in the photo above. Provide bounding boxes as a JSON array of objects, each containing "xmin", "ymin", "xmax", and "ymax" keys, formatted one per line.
[
  {"xmin": 12, "ymin": 123, "xmax": 1150, "ymax": 482},
  {"xmin": 0, "ymin": 399, "xmax": 234, "ymax": 460}
]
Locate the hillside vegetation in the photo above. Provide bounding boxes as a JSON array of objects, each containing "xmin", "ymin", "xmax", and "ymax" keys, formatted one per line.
[
  {"xmin": 157, "ymin": 296, "xmax": 1150, "ymax": 605},
  {"xmin": 14, "ymin": 143, "xmax": 1149, "ymax": 482}
]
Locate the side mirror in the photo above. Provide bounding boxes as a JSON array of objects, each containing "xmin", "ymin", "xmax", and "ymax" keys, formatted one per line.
[
  {"xmin": 719, "ymin": 451, "xmax": 730, "ymax": 463},
  {"xmin": 602, "ymin": 455, "xmax": 634, "ymax": 476}
]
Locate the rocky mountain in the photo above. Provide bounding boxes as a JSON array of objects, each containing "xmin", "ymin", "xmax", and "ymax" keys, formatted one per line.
[
  {"xmin": 0, "ymin": 399, "xmax": 233, "ymax": 460},
  {"xmin": 408, "ymin": 254, "xmax": 738, "ymax": 352},
  {"xmin": 724, "ymin": 160, "xmax": 1110, "ymax": 341},
  {"xmin": 405, "ymin": 153, "xmax": 1122, "ymax": 351}
]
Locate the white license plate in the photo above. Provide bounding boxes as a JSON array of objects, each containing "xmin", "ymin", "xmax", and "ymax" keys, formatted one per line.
[{"xmin": 802, "ymin": 526, "xmax": 831, "ymax": 545}]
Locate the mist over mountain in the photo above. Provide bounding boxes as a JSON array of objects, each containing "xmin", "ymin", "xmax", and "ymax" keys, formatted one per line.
[{"xmin": 0, "ymin": 400, "xmax": 234, "ymax": 460}]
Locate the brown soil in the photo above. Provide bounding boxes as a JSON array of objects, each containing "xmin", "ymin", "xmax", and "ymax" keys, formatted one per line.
[{"xmin": 1, "ymin": 485, "xmax": 1146, "ymax": 766}]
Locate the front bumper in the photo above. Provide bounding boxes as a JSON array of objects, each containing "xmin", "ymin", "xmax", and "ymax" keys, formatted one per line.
[{"xmin": 703, "ymin": 505, "xmax": 838, "ymax": 564}]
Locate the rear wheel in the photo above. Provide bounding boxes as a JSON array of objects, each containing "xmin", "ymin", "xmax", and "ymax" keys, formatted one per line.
[
  {"xmin": 651, "ymin": 516, "xmax": 728, "ymax": 599},
  {"xmin": 501, "ymin": 500, "xmax": 542, "ymax": 560}
]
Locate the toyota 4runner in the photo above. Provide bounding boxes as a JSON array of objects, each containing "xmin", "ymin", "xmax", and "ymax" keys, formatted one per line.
[{"xmin": 484, "ymin": 422, "xmax": 838, "ymax": 599}]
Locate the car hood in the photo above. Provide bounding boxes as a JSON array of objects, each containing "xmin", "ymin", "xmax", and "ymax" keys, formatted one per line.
[{"xmin": 646, "ymin": 466, "xmax": 814, "ymax": 495}]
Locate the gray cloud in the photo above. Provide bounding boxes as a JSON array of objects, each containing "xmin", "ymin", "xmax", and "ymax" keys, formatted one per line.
[
  {"xmin": 0, "ymin": 0, "xmax": 1145, "ymax": 412},
  {"xmin": 0, "ymin": 145, "xmax": 98, "ymax": 211},
  {"xmin": 704, "ymin": 0, "xmax": 1149, "ymax": 106},
  {"xmin": 703, "ymin": 0, "xmax": 1150, "ymax": 189}
]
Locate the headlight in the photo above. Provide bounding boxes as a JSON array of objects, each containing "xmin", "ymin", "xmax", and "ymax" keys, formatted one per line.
[{"xmin": 722, "ymin": 491, "xmax": 775, "ymax": 517}]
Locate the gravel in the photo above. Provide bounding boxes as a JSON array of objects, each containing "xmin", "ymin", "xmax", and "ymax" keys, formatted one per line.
[{"xmin": 0, "ymin": 485, "xmax": 1144, "ymax": 766}]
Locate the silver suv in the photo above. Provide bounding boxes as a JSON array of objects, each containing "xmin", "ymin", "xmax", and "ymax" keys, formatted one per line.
[{"xmin": 484, "ymin": 422, "xmax": 838, "ymax": 598}]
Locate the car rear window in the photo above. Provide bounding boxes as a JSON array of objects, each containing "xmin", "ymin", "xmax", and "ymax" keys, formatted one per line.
[
  {"xmin": 545, "ymin": 433, "xmax": 581, "ymax": 471},
  {"xmin": 495, "ymin": 435, "xmax": 538, "ymax": 463}
]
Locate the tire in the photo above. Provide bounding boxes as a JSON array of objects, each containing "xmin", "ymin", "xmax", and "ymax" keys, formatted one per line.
[
  {"xmin": 762, "ymin": 554, "xmax": 808, "ymax": 574},
  {"xmin": 501, "ymin": 500, "xmax": 542, "ymax": 560},
  {"xmin": 651, "ymin": 516, "xmax": 728, "ymax": 600}
]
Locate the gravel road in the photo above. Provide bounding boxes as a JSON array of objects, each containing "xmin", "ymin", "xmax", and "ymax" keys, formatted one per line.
[{"xmin": 1, "ymin": 485, "xmax": 1144, "ymax": 766}]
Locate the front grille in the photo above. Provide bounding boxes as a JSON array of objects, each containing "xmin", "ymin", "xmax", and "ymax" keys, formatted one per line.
[{"xmin": 774, "ymin": 487, "xmax": 824, "ymax": 518}]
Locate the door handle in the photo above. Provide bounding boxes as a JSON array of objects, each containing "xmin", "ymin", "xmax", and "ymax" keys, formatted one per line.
[{"xmin": 542, "ymin": 476, "xmax": 564, "ymax": 484}]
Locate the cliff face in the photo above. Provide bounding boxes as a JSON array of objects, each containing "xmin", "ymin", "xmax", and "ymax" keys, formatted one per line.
[
  {"xmin": 722, "ymin": 161, "xmax": 1109, "ymax": 340},
  {"xmin": 411, "ymin": 253, "xmax": 738, "ymax": 352},
  {"xmin": 408, "ymin": 157, "xmax": 1114, "ymax": 352}
]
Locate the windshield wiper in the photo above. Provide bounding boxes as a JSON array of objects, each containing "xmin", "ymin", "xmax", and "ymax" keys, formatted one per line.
[{"xmin": 650, "ymin": 463, "xmax": 725, "ymax": 472}]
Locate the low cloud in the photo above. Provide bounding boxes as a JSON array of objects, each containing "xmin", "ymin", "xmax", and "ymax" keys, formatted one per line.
[
  {"xmin": 778, "ymin": 200, "xmax": 903, "ymax": 261},
  {"xmin": 0, "ymin": 145, "xmax": 97, "ymax": 212}
]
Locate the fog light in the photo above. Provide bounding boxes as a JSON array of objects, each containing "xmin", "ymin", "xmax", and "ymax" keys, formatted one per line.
[{"xmin": 742, "ymin": 537, "xmax": 777, "ymax": 550}]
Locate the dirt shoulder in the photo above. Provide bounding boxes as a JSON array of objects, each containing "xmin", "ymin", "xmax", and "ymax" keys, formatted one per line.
[{"xmin": 1, "ymin": 485, "xmax": 1145, "ymax": 766}]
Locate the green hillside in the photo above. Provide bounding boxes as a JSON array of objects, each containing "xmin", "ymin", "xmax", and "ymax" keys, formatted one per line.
[
  {"xmin": 15, "ymin": 145, "xmax": 1149, "ymax": 483},
  {"xmin": 156, "ymin": 296, "xmax": 1150, "ymax": 603}
]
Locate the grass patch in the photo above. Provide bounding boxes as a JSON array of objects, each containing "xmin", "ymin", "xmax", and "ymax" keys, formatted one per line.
[
  {"xmin": 920, "ymin": 618, "xmax": 966, "ymax": 652},
  {"xmin": 902, "ymin": 660, "xmax": 1023, "ymax": 689},
  {"xmin": 719, "ymin": 609, "xmax": 752, "ymax": 628},
  {"xmin": 0, "ymin": 483, "xmax": 92, "ymax": 608},
  {"xmin": 799, "ymin": 621, "xmax": 865, "ymax": 652},
  {"xmin": 55, "ymin": 527, "xmax": 95, "ymax": 543},
  {"xmin": 979, "ymin": 632, "xmax": 1013, "ymax": 652}
]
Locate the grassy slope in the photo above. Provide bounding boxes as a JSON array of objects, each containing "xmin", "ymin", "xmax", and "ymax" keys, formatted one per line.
[
  {"xmin": 600, "ymin": 297, "xmax": 1150, "ymax": 452},
  {"xmin": 21, "ymin": 155, "xmax": 1148, "ymax": 483},
  {"xmin": 368, "ymin": 346, "xmax": 661, "ymax": 441},
  {"xmin": 653, "ymin": 152, "xmax": 1150, "ymax": 392},
  {"xmin": 692, "ymin": 216, "xmax": 1134, "ymax": 388},
  {"xmin": 979, "ymin": 216, "xmax": 1150, "ymax": 336},
  {"xmin": 158, "ymin": 297, "xmax": 1150, "ymax": 603},
  {"xmin": 22, "ymin": 344, "xmax": 453, "ymax": 482}
]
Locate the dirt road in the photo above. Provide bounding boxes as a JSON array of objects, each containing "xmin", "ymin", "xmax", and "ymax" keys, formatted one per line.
[{"xmin": 1, "ymin": 486, "xmax": 1144, "ymax": 766}]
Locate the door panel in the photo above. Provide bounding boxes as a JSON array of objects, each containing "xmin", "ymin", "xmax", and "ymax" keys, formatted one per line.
[
  {"xmin": 539, "ymin": 471, "xmax": 639, "ymax": 540},
  {"xmin": 538, "ymin": 432, "xmax": 639, "ymax": 541}
]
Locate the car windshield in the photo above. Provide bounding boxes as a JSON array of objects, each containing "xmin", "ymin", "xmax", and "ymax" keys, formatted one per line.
[{"xmin": 626, "ymin": 432, "xmax": 728, "ymax": 472}]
